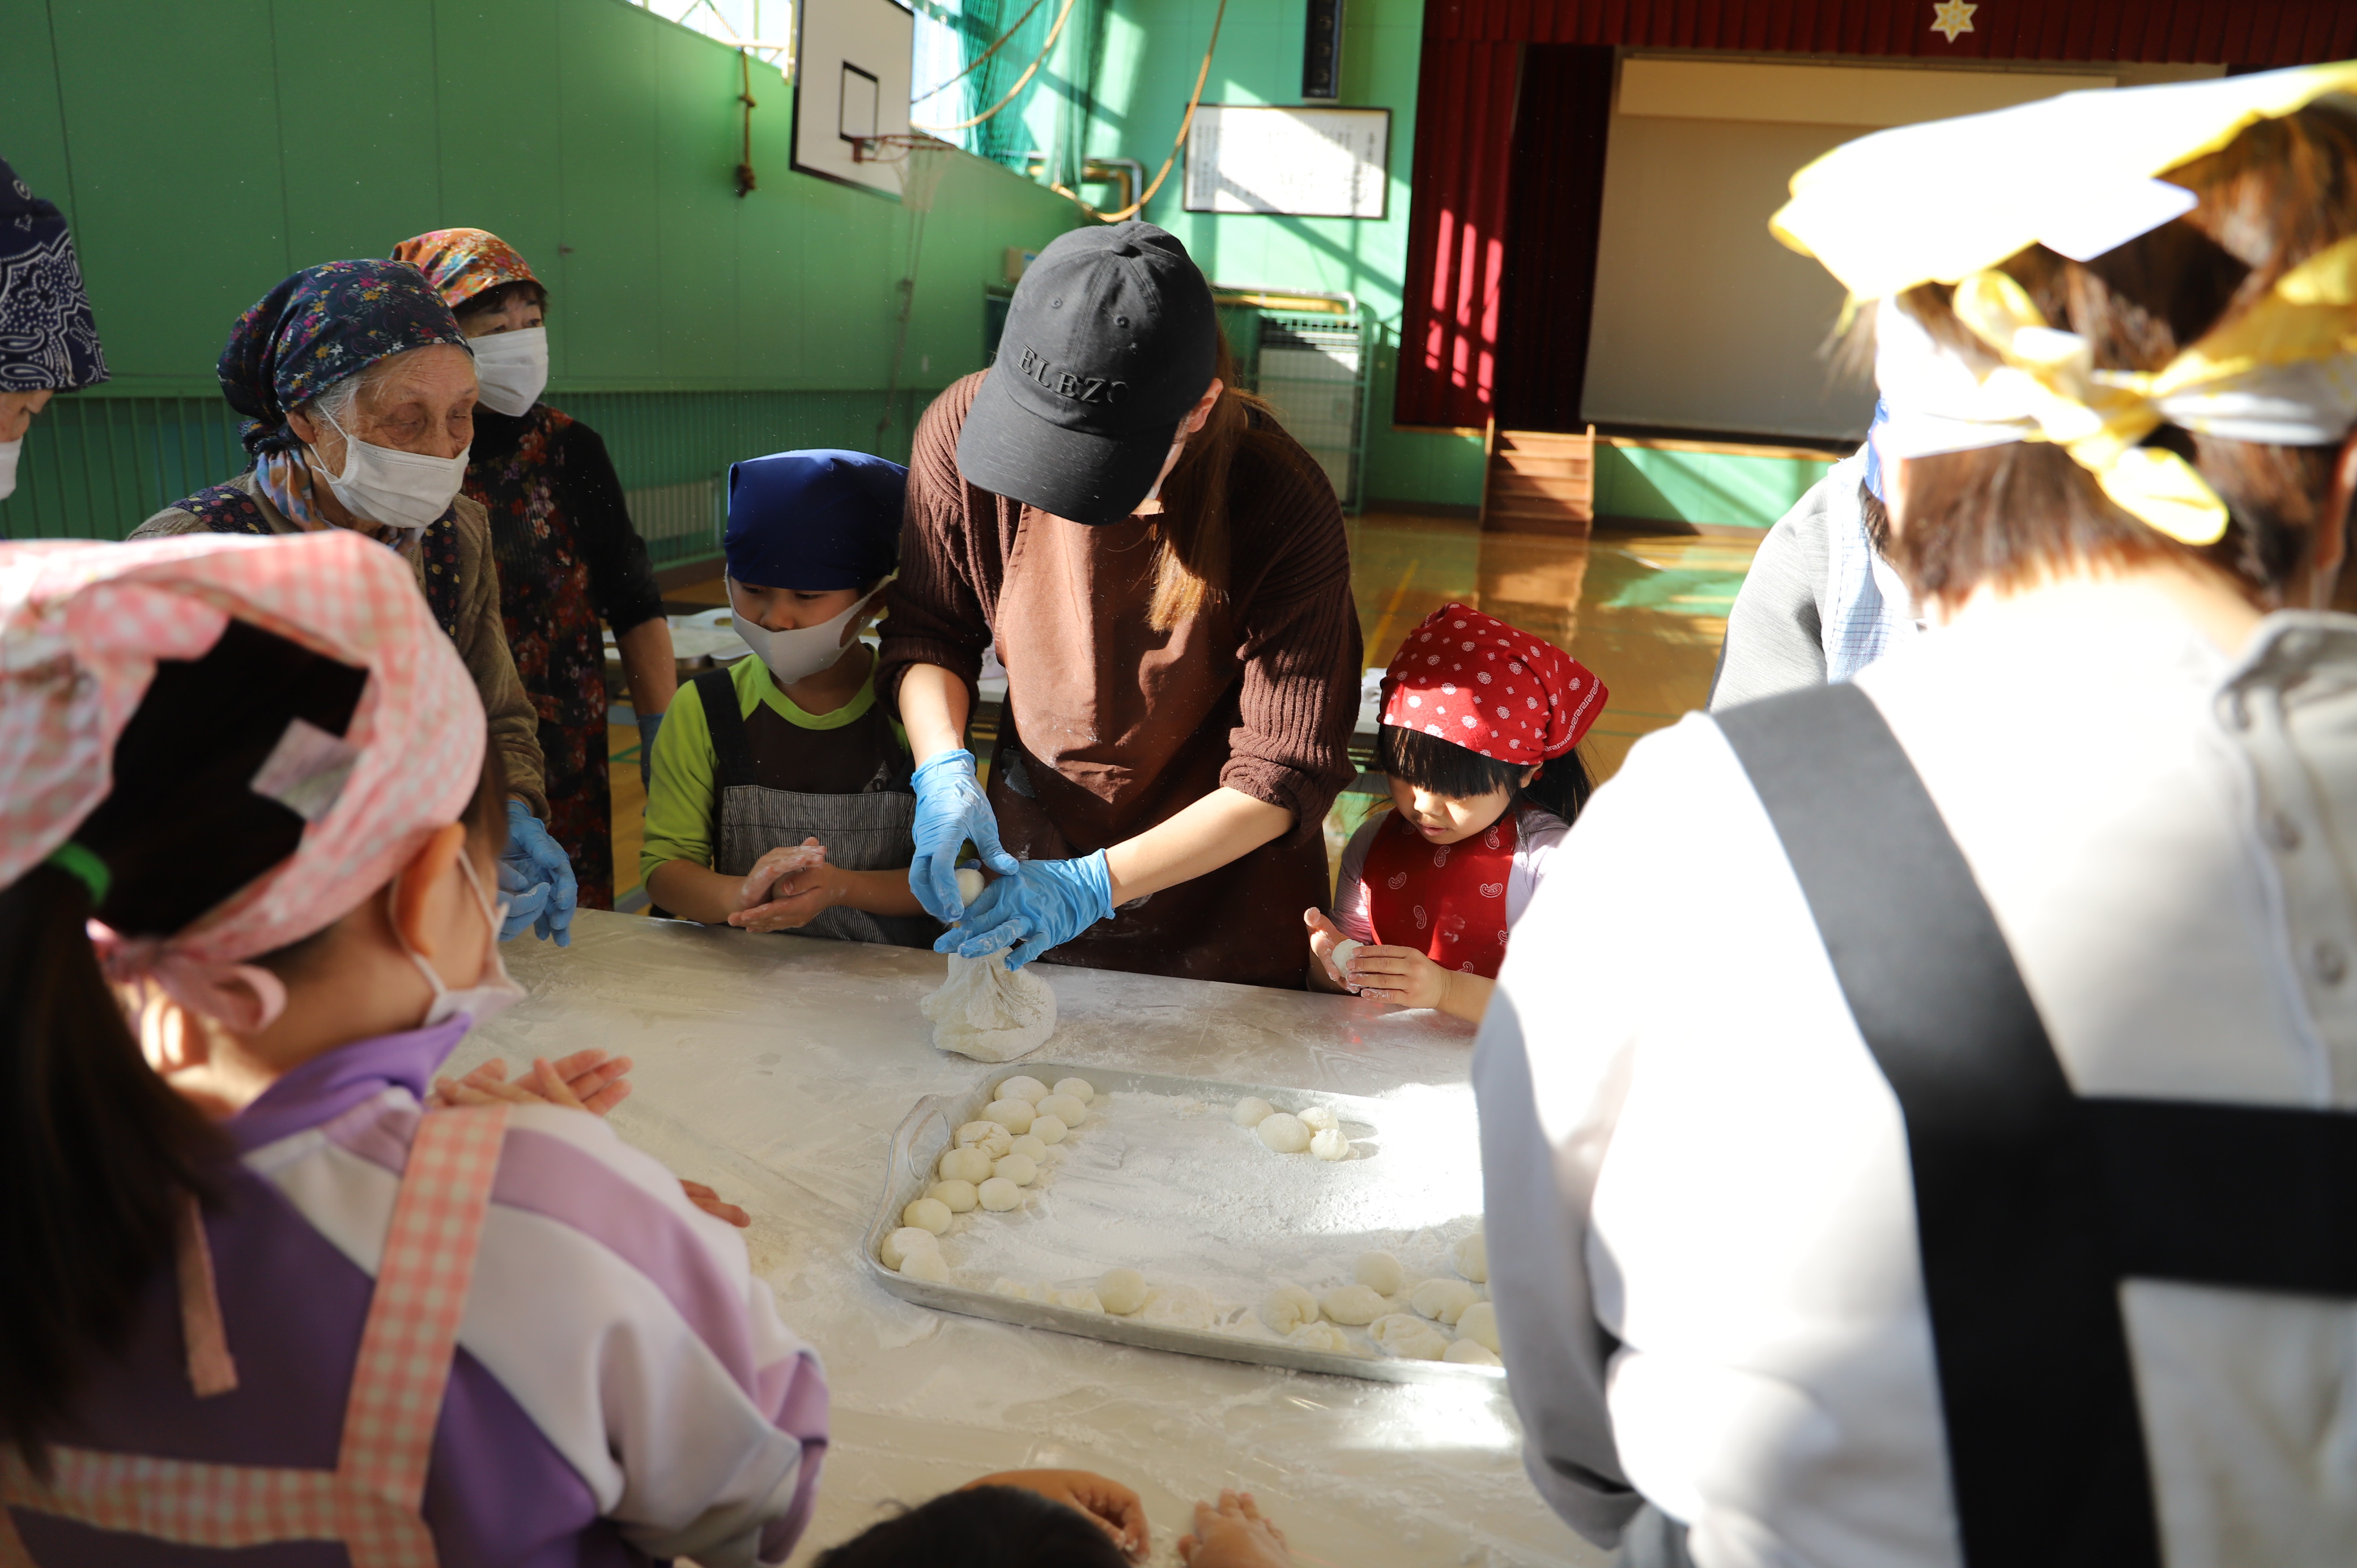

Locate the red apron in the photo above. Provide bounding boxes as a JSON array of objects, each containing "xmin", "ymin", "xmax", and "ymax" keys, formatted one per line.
[{"xmin": 1363, "ymin": 809, "xmax": 1518, "ymax": 978}]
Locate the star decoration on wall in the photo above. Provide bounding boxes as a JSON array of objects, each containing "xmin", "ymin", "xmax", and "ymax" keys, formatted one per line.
[{"xmin": 1930, "ymin": 0, "xmax": 1979, "ymax": 42}]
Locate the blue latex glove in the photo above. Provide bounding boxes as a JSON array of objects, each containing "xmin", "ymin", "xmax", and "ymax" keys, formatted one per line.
[
  {"xmin": 934, "ymin": 850, "xmax": 1114, "ymax": 969},
  {"xmin": 499, "ymin": 800, "xmax": 578, "ymax": 946},
  {"xmin": 908, "ymin": 748, "xmax": 1020, "ymax": 922},
  {"xmin": 636, "ymin": 709, "xmax": 665, "ymax": 790}
]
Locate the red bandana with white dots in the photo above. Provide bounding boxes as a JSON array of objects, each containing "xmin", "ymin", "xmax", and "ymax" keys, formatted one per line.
[{"xmin": 1378, "ymin": 603, "xmax": 1606, "ymax": 761}]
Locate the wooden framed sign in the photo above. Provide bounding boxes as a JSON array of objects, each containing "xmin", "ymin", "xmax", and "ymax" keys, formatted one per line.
[{"xmin": 1183, "ymin": 105, "xmax": 1390, "ymax": 219}]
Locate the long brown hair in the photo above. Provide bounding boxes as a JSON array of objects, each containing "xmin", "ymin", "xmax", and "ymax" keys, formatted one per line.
[
  {"xmin": 1871, "ymin": 103, "xmax": 2357, "ymax": 607},
  {"xmin": 1141, "ymin": 323, "xmax": 1291, "ymax": 632}
]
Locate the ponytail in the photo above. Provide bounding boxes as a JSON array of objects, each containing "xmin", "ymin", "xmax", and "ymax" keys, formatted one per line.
[{"xmin": 0, "ymin": 863, "xmax": 224, "ymax": 1469}]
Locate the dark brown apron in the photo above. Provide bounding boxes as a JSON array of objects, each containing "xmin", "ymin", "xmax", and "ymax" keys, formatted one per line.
[{"xmin": 986, "ymin": 508, "xmax": 1326, "ymax": 988}]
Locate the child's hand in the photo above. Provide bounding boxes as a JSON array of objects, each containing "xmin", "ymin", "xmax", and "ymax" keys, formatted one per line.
[
  {"xmin": 964, "ymin": 1469, "xmax": 1149, "ymax": 1560},
  {"xmin": 1302, "ymin": 908, "xmax": 1358, "ymax": 990},
  {"xmin": 1178, "ymin": 1490, "xmax": 1294, "ymax": 1568},
  {"xmin": 680, "ymin": 1179, "xmax": 750, "ymax": 1228},
  {"xmin": 432, "ymin": 1051, "xmax": 633, "ymax": 1115},
  {"xmin": 1343, "ymin": 944, "xmax": 1452, "ymax": 1009},
  {"xmin": 734, "ymin": 840, "xmax": 826, "ymax": 911},
  {"xmin": 730, "ymin": 838, "xmax": 839, "ymax": 931}
]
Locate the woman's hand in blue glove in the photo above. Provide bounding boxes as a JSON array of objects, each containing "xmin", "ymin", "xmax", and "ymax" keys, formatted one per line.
[
  {"xmin": 934, "ymin": 851, "xmax": 1114, "ymax": 969},
  {"xmin": 908, "ymin": 749, "xmax": 1020, "ymax": 922},
  {"xmin": 499, "ymin": 800, "xmax": 579, "ymax": 946}
]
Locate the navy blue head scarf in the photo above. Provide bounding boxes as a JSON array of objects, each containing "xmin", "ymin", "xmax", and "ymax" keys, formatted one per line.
[
  {"xmin": 218, "ymin": 259, "xmax": 468, "ymax": 455},
  {"xmin": 726, "ymin": 450, "xmax": 908, "ymax": 590},
  {"xmin": 0, "ymin": 157, "xmax": 108, "ymax": 392}
]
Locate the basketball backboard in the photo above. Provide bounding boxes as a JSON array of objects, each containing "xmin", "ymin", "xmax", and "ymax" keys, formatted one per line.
[{"xmin": 793, "ymin": 0, "xmax": 914, "ymax": 197}]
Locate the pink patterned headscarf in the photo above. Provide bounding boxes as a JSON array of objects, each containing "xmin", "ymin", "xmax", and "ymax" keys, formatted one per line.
[{"xmin": 0, "ymin": 531, "xmax": 484, "ymax": 1030}]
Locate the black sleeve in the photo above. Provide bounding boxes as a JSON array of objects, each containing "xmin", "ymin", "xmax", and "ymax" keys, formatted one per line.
[{"xmin": 557, "ymin": 419, "xmax": 667, "ymax": 634}]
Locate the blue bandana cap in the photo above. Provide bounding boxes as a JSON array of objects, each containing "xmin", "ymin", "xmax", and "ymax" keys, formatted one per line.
[
  {"xmin": 725, "ymin": 450, "xmax": 908, "ymax": 591},
  {"xmin": 218, "ymin": 260, "xmax": 469, "ymax": 457},
  {"xmin": 0, "ymin": 157, "xmax": 108, "ymax": 393},
  {"xmin": 1862, "ymin": 399, "xmax": 1890, "ymax": 504}
]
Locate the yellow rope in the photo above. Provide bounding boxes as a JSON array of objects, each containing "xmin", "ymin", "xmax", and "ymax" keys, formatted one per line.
[
  {"xmin": 912, "ymin": 0, "xmax": 1049, "ymax": 102},
  {"xmin": 911, "ymin": 0, "xmax": 1078, "ymax": 134},
  {"xmin": 1051, "ymin": 0, "xmax": 1228, "ymax": 224}
]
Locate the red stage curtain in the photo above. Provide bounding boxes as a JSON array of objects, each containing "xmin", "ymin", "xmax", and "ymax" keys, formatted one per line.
[{"xmin": 1393, "ymin": 0, "xmax": 2357, "ymax": 429}]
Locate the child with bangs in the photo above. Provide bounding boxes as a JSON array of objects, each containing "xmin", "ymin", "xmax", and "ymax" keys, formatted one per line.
[{"xmin": 1305, "ymin": 603, "xmax": 1606, "ymax": 1022}]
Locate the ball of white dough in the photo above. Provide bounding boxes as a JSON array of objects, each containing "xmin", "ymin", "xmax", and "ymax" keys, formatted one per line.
[
  {"xmin": 928, "ymin": 1179, "xmax": 979, "ymax": 1213},
  {"xmin": 1456, "ymin": 1299, "xmax": 1501, "ymax": 1352},
  {"xmin": 955, "ymin": 1121, "xmax": 1012, "ymax": 1156},
  {"xmin": 1444, "ymin": 1337, "xmax": 1502, "ymax": 1367},
  {"xmin": 938, "ymin": 1145, "xmax": 994, "ymax": 1184},
  {"xmin": 1328, "ymin": 937, "xmax": 1364, "ymax": 983},
  {"xmin": 956, "ymin": 867, "xmax": 986, "ymax": 905},
  {"xmin": 994, "ymin": 1152, "xmax": 1039, "ymax": 1187},
  {"xmin": 982, "ymin": 1098, "xmax": 1036, "ymax": 1135},
  {"xmin": 1029, "ymin": 1114, "xmax": 1069, "ymax": 1145},
  {"xmin": 1310, "ymin": 1128, "xmax": 1351, "ymax": 1161},
  {"xmin": 996, "ymin": 1074, "xmax": 1050, "ymax": 1104},
  {"xmin": 1097, "ymin": 1267, "xmax": 1149, "ymax": 1315},
  {"xmin": 1052, "ymin": 1076, "xmax": 1096, "ymax": 1102},
  {"xmin": 1369, "ymin": 1312, "xmax": 1449, "ymax": 1360},
  {"xmin": 879, "ymin": 1226, "xmax": 939, "ymax": 1269},
  {"xmin": 898, "ymin": 1248, "xmax": 951, "ymax": 1282},
  {"xmin": 1287, "ymin": 1320, "xmax": 1354, "ymax": 1354},
  {"xmin": 1411, "ymin": 1278, "xmax": 1479, "ymax": 1324},
  {"xmin": 1009, "ymin": 1133, "xmax": 1048, "ymax": 1164},
  {"xmin": 977, "ymin": 1176, "xmax": 1022, "ymax": 1211},
  {"xmin": 1453, "ymin": 1232, "xmax": 1489, "ymax": 1284},
  {"xmin": 1232, "ymin": 1096, "xmax": 1275, "ymax": 1127},
  {"xmin": 1355, "ymin": 1251, "xmax": 1405, "ymax": 1296},
  {"xmin": 1259, "ymin": 1284, "xmax": 1321, "ymax": 1335},
  {"xmin": 1036, "ymin": 1093, "xmax": 1088, "ymax": 1128},
  {"xmin": 1321, "ymin": 1284, "xmax": 1388, "ymax": 1326},
  {"xmin": 1299, "ymin": 1105, "xmax": 1340, "ymax": 1133},
  {"xmin": 1257, "ymin": 1112, "xmax": 1312, "ymax": 1153},
  {"xmin": 901, "ymin": 1197, "xmax": 952, "ymax": 1235}
]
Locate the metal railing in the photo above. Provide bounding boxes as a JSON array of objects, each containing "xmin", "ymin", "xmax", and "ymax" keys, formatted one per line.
[{"xmin": 0, "ymin": 387, "xmax": 930, "ymax": 568}]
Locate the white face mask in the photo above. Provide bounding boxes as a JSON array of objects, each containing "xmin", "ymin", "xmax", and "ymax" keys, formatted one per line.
[
  {"xmin": 0, "ymin": 437, "xmax": 20, "ymax": 501},
  {"xmin": 310, "ymin": 406, "xmax": 470, "ymax": 532},
  {"xmin": 398, "ymin": 853, "xmax": 526, "ymax": 1030},
  {"xmin": 731, "ymin": 579, "xmax": 885, "ymax": 688},
  {"xmin": 470, "ymin": 327, "xmax": 548, "ymax": 418}
]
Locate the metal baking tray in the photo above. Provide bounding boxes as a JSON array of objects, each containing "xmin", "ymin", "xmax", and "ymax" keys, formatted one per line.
[{"xmin": 864, "ymin": 1062, "xmax": 1501, "ymax": 1384}]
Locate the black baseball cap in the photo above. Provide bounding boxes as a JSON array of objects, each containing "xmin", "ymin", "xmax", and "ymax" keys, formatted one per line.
[{"xmin": 956, "ymin": 221, "xmax": 1218, "ymax": 526}]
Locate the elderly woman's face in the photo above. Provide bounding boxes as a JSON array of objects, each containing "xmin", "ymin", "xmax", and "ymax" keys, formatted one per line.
[
  {"xmin": 0, "ymin": 389, "xmax": 55, "ymax": 443},
  {"xmin": 286, "ymin": 343, "xmax": 478, "ymax": 466}
]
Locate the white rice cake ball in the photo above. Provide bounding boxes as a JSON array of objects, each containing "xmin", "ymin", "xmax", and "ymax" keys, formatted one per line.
[
  {"xmin": 1232, "ymin": 1096, "xmax": 1275, "ymax": 1127},
  {"xmin": 1009, "ymin": 1132, "xmax": 1048, "ymax": 1163},
  {"xmin": 879, "ymin": 1226, "xmax": 940, "ymax": 1269},
  {"xmin": 955, "ymin": 1121, "xmax": 1012, "ymax": 1156},
  {"xmin": 956, "ymin": 867, "xmax": 986, "ymax": 905},
  {"xmin": 1320, "ymin": 1284, "xmax": 1388, "ymax": 1326},
  {"xmin": 900, "ymin": 1196, "xmax": 952, "ymax": 1235},
  {"xmin": 1369, "ymin": 1312, "xmax": 1449, "ymax": 1360},
  {"xmin": 1444, "ymin": 1337, "xmax": 1502, "ymax": 1367},
  {"xmin": 938, "ymin": 1145, "xmax": 994, "ymax": 1184},
  {"xmin": 1097, "ymin": 1267, "xmax": 1149, "ymax": 1315},
  {"xmin": 898, "ymin": 1249, "xmax": 950, "ymax": 1282},
  {"xmin": 1454, "ymin": 1232, "xmax": 1489, "ymax": 1284},
  {"xmin": 977, "ymin": 1176, "xmax": 1022, "ymax": 1211},
  {"xmin": 1411, "ymin": 1278, "xmax": 1479, "ymax": 1324},
  {"xmin": 994, "ymin": 1152, "xmax": 1039, "ymax": 1187},
  {"xmin": 1299, "ymin": 1104, "xmax": 1339, "ymax": 1133},
  {"xmin": 1310, "ymin": 1127, "xmax": 1351, "ymax": 1161},
  {"xmin": 1029, "ymin": 1114, "xmax": 1069, "ymax": 1145},
  {"xmin": 1354, "ymin": 1251, "xmax": 1405, "ymax": 1296},
  {"xmin": 982, "ymin": 1098, "xmax": 1036, "ymax": 1135},
  {"xmin": 1036, "ymin": 1092, "xmax": 1089, "ymax": 1128},
  {"xmin": 1456, "ymin": 1299, "xmax": 1501, "ymax": 1352},
  {"xmin": 928, "ymin": 1179, "xmax": 978, "ymax": 1213},
  {"xmin": 1259, "ymin": 1284, "xmax": 1321, "ymax": 1335},
  {"xmin": 1052, "ymin": 1076, "xmax": 1096, "ymax": 1102},
  {"xmin": 1257, "ymin": 1112, "xmax": 1311, "ymax": 1153},
  {"xmin": 1288, "ymin": 1320, "xmax": 1354, "ymax": 1354},
  {"xmin": 996, "ymin": 1075, "xmax": 1050, "ymax": 1104}
]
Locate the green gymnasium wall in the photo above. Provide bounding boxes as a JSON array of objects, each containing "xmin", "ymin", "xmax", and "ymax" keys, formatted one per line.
[{"xmin": 0, "ymin": 0, "xmax": 1082, "ymax": 552}]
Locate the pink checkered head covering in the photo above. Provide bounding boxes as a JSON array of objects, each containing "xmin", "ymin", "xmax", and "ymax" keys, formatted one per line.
[{"xmin": 0, "ymin": 531, "xmax": 485, "ymax": 1030}]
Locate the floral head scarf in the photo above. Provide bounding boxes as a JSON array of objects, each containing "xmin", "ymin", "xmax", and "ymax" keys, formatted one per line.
[
  {"xmin": 216, "ymin": 259, "xmax": 468, "ymax": 456},
  {"xmin": 392, "ymin": 228, "xmax": 541, "ymax": 312},
  {"xmin": 0, "ymin": 156, "xmax": 108, "ymax": 392}
]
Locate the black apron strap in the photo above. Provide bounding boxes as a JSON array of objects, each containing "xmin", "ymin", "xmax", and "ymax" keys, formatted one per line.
[
  {"xmin": 695, "ymin": 667, "xmax": 753, "ymax": 791},
  {"xmin": 1714, "ymin": 683, "xmax": 2161, "ymax": 1568}
]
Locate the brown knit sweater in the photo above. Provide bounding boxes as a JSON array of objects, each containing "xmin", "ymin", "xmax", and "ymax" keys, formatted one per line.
[{"xmin": 879, "ymin": 372, "xmax": 1362, "ymax": 848}]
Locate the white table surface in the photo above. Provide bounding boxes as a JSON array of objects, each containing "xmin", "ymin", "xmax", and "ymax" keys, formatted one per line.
[{"xmin": 455, "ymin": 910, "xmax": 1598, "ymax": 1568}]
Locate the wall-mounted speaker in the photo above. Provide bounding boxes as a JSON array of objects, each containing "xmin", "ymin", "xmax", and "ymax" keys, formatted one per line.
[{"xmin": 1301, "ymin": 0, "xmax": 1344, "ymax": 100}]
